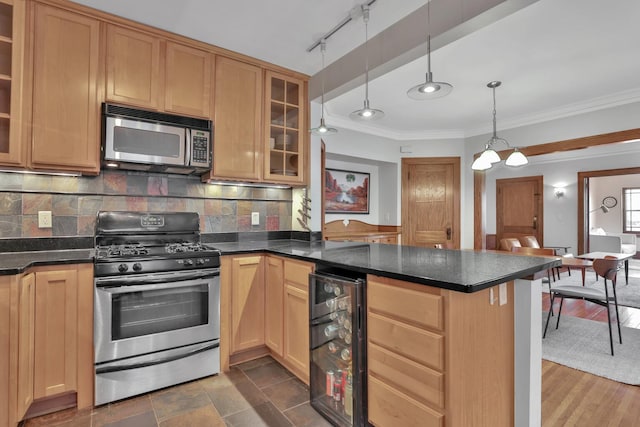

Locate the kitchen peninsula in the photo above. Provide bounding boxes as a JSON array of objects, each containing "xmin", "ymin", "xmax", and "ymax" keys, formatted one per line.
[{"xmin": 0, "ymin": 240, "xmax": 556, "ymax": 427}]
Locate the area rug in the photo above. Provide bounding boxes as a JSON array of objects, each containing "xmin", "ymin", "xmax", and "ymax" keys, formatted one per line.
[
  {"xmin": 546, "ymin": 260, "xmax": 640, "ymax": 309},
  {"xmin": 542, "ymin": 313, "xmax": 640, "ymax": 385}
]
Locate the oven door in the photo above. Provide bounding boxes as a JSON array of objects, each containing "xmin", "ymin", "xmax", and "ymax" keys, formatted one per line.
[{"xmin": 94, "ymin": 269, "xmax": 220, "ymax": 364}]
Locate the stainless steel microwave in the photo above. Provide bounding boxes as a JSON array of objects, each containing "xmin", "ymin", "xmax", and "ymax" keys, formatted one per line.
[{"xmin": 102, "ymin": 103, "xmax": 213, "ymax": 175}]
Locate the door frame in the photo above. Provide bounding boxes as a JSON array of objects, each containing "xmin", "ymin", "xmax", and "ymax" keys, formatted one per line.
[
  {"xmin": 495, "ymin": 175, "xmax": 544, "ymax": 245},
  {"xmin": 401, "ymin": 157, "xmax": 461, "ymax": 247},
  {"xmin": 474, "ymin": 128, "xmax": 640, "ymax": 249}
]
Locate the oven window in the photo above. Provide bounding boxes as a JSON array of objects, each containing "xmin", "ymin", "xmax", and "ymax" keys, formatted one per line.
[
  {"xmin": 112, "ymin": 284, "xmax": 209, "ymax": 340},
  {"xmin": 114, "ymin": 126, "xmax": 182, "ymax": 158}
]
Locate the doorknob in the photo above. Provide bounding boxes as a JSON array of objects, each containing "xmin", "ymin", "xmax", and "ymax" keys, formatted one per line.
[
  {"xmin": 446, "ymin": 227, "xmax": 452, "ymax": 239},
  {"xmin": 533, "ymin": 216, "xmax": 538, "ymax": 230}
]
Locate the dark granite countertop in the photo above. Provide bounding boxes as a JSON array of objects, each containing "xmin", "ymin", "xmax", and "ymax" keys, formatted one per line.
[
  {"xmin": 0, "ymin": 249, "xmax": 94, "ymax": 275},
  {"xmin": 212, "ymin": 240, "xmax": 560, "ymax": 293}
]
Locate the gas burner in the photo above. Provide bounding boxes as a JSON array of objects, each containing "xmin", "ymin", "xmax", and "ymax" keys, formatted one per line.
[
  {"xmin": 106, "ymin": 244, "xmax": 149, "ymax": 258},
  {"xmin": 165, "ymin": 243, "xmax": 208, "ymax": 254}
]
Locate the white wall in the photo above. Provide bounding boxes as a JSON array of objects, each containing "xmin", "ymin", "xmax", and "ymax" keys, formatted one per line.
[
  {"xmin": 590, "ymin": 174, "xmax": 640, "ymax": 236},
  {"xmin": 325, "ymin": 158, "xmax": 380, "ymax": 224}
]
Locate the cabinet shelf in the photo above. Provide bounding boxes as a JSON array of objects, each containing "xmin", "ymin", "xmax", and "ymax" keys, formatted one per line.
[
  {"xmin": 0, "ymin": 74, "xmax": 10, "ymax": 81},
  {"xmin": 0, "ymin": 35, "xmax": 11, "ymax": 44},
  {"xmin": 0, "ymin": 112, "xmax": 9, "ymax": 119}
]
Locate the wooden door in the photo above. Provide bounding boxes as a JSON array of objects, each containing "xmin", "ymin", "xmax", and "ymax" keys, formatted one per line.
[
  {"xmin": 264, "ymin": 256, "xmax": 284, "ymax": 357},
  {"xmin": 34, "ymin": 269, "xmax": 78, "ymax": 399},
  {"xmin": 284, "ymin": 284, "xmax": 309, "ymax": 382},
  {"xmin": 30, "ymin": 4, "xmax": 100, "ymax": 173},
  {"xmin": 210, "ymin": 56, "xmax": 262, "ymax": 180},
  {"xmin": 164, "ymin": 42, "xmax": 213, "ymax": 118},
  {"xmin": 401, "ymin": 158, "xmax": 460, "ymax": 248},
  {"xmin": 17, "ymin": 273, "xmax": 35, "ymax": 419},
  {"xmin": 230, "ymin": 256, "xmax": 265, "ymax": 353},
  {"xmin": 496, "ymin": 176, "xmax": 543, "ymax": 246},
  {"xmin": 105, "ymin": 24, "xmax": 161, "ymax": 109},
  {"xmin": 0, "ymin": 0, "xmax": 26, "ymax": 166}
]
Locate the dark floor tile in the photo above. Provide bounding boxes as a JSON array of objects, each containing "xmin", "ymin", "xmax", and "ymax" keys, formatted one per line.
[
  {"xmin": 92, "ymin": 395, "xmax": 153, "ymax": 426},
  {"xmin": 24, "ymin": 407, "xmax": 90, "ymax": 426},
  {"xmin": 159, "ymin": 405, "xmax": 225, "ymax": 427},
  {"xmin": 283, "ymin": 403, "xmax": 333, "ymax": 427},
  {"xmin": 236, "ymin": 356, "xmax": 275, "ymax": 372},
  {"xmin": 199, "ymin": 368, "xmax": 249, "ymax": 391},
  {"xmin": 150, "ymin": 381, "xmax": 211, "ymax": 421},
  {"xmin": 224, "ymin": 402, "xmax": 293, "ymax": 427},
  {"xmin": 204, "ymin": 377, "xmax": 269, "ymax": 417},
  {"xmin": 262, "ymin": 378, "xmax": 309, "ymax": 411},
  {"xmin": 243, "ymin": 361, "xmax": 294, "ymax": 389},
  {"xmin": 102, "ymin": 411, "xmax": 157, "ymax": 427}
]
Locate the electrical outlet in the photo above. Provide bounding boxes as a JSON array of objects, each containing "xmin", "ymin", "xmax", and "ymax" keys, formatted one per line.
[
  {"xmin": 251, "ymin": 212, "xmax": 260, "ymax": 226},
  {"xmin": 38, "ymin": 211, "xmax": 52, "ymax": 228}
]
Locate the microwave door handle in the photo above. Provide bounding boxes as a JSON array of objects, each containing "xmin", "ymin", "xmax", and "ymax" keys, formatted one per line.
[{"xmin": 185, "ymin": 128, "xmax": 192, "ymax": 165}]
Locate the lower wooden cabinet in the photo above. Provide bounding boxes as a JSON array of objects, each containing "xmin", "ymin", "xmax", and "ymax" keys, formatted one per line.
[
  {"xmin": 0, "ymin": 263, "xmax": 93, "ymax": 427},
  {"xmin": 264, "ymin": 256, "xmax": 284, "ymax": 357}
]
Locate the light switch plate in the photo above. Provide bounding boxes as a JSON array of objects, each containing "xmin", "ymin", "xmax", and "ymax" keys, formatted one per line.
[
  {"xmin": 251, "ymin": 212, "xmax": 260, "ymax": 225},
  {"xmin": 38, "ymin": 211, "xmax": 52, "ymax": 228},
  {"xmin": 499, "ymin": 283, "xmax": 507, "ymax": 305}
]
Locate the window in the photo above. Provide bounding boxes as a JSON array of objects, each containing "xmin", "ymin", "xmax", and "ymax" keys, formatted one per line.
[{"xmin": 623, "ymin": 187, "xmax": 640, "ymax": 233}]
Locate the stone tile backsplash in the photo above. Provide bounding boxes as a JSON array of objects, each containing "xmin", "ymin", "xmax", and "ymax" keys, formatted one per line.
[{"xmin": 0, "ymin": 170, "xmax": 292, "ymax": 238}]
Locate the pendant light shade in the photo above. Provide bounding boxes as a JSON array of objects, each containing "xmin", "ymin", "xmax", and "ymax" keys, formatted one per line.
[
  {"xmin": 310, "ymin": 40, "xmax": 337, "ymax": 136},
  {"xmin": 407, "ymin": 2, "xmax": 453, "ymax": 100},
  {"xmin": 471, "ymin": 81, "xmax": 528, "ymax": 171},
  {"xmin": 351, "ymin": 5, "xmax": 385, "ymax": 121}
]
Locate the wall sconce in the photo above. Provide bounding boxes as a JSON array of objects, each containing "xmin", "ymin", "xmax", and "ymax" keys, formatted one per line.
[{"xmin": 554, "ymin": 187, "xmax": 565, "ymax": 198}]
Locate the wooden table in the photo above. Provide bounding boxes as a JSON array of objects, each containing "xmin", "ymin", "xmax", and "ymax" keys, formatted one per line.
[
  {"xmin": 576, "ymin": 251, "xmax": 634, "ymax": 284},
  {"xmin": 561, "ymin": 257, "xmax": 593, "ymax": 286}
]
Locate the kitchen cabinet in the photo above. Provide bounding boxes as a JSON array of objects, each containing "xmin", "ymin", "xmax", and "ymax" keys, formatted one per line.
[
  {"xmin": 0, "ymin": 0, "xmax": 26, "ymax": 167},
  {"xmin": 105, "ymin": 24, "xmax": 161, "ymax": 110},
  {"xmin": 264, "ymin": 256, "xmax": 284, "ymax": 357},
  {"xmin": 209, "ymin": 56, "xmax": 262, "ymax": 181},
  {"xmin": 0, "ymin": 275, "xmax": 19, "ymax": 427},
  {"xmin": 17, "ymin": 273, "xmax": 34, "ymax": 420},
  {"xmin": 34, "ymin": 268, "xmax": 78, "ymax": 399},
  {"xmin": 263, "ymin": 70, "xmax": 306, "ymax": 184},
  {"xmin": 229, "ymin": 255, "xmax": 265, "ymax": 354},
  {"xmin": 366, "ymin": 275, "xmax": 514, "ymax": 427},
  {"xmin": 29, "ymin": 3, "xmax": 101, "ymax": 174},
  {"xmin": 282, "ymin": 258, "xmax": 313, "ymax": 383},
  {"xmin": 164, "ymin": 41, "xmax": 213, "ymax": 118}
]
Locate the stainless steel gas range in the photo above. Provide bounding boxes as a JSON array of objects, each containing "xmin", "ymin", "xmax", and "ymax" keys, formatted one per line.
[{"xmin": 93, "ymin": 211, "xmax": 221, "ymax": 406}]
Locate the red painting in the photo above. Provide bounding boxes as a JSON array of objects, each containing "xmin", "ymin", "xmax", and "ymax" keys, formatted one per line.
[{"xmin": 325, "ymin": 169, "xmax": 370, "ymax": 214}]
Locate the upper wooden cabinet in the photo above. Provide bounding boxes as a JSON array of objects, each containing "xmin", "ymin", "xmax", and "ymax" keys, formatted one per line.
[
  {"xmin": 105, "ymin": 25, "xmax": 161, "ymax": 110},
  {"xmin": 105, "ymin": 25, "xmax": 213, "ymax": 119},
  {"xmin": 0, "ymin": 0, "xmax": 25, "ymax": 166},
  {"xmin": 264, "ymin": 71, "xmax": 306, "ymax": 184},
  {"xmin": 209, "ymin": 56, "xmax": 262, "ymax": 181},
  {"xmin": 29, "ymin": 3, "xmax": 101, "ymax": 174}
]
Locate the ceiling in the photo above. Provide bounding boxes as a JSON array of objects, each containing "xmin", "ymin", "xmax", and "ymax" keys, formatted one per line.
[{"xmin": 71, "ymin": 0, "xmax": 640, "ymax": 141}]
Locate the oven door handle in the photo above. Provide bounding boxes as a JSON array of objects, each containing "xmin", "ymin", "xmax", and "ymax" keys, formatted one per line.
[
  {"xmin": 95, "ymin": 342, "xmax": 219, "ymax": 374},
  {"xmin": 95, "ymin": 270, "xmax": 219, "ymax": 291}
]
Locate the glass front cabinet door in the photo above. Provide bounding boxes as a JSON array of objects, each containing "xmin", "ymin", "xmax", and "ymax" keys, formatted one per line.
[
  {"xmin": 264, "ymin": 71, "xmax": 306, "ymax": 184},
  {"xmin": 0, "ymin": 0, "xmax": 25, "ymax": 166}
]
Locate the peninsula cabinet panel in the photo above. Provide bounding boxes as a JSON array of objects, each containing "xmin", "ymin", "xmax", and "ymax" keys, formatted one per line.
[
  {"xmin": 105, "ymin": 25, "xmax": 161, "ymax": 110},
  {"xmin": 264, "ymin": 256, "xmax": 284, "ymax": 357},
  {"xmin": 34, "ymin": 268, "xmax": 78, "ymax": 399},
  {"xmin": 17, "ymin": 273, "xmax": 35, "ymax": 420},
  {"xmin": 0, "ymin": 0, "xmax": 26, "ymax": 167},
  {"xmin": 164, "ymin": 42, "xmax": 213, "ymax": 118},
  {"xmin": 230, "ymin": 255, "xmax": 265, "ymax": 353},
  {"xmin": 30, "ymin": 4, "xmax": 100, "ymax": 173},
  {"xmin": 210, "ymin": 56, "xmax": 262, "ymax": 181},
  {"xmin": 0, "ymin": 275, "xmax": 19, "ymax": 427}
]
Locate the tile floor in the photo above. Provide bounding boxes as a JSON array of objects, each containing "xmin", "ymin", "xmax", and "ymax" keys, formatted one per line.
[{"xmin": 23, "ymin": 357, "xmax": 332, "ymax": 427}]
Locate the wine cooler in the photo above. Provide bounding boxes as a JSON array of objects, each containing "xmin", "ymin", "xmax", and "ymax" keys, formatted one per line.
[{"xmin": 309, "ymin": 268, "xmax": 368, "ymax": 426}]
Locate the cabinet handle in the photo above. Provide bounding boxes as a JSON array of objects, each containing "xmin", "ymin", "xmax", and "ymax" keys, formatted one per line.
[{"xmin": 446, "ymin": 227, "xmax": 452, "ymax": 240}]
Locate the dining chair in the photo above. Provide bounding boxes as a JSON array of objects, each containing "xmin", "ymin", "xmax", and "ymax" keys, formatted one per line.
[
  {"xmin": 518, "ymin": 235, "xmax": 541, "ymax": 248},
  {"xmin": 499, "ymin": 238, "xmax": 521, "ymax": 251},
  {"xmin": 543, "ymin": 257, "xmax": 621, "ymax": 356}
]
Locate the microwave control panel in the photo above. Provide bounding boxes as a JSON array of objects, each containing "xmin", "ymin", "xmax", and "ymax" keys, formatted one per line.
[{"xmin": 190, "ymin": 131, "xmax": 211, "ymax": 167}]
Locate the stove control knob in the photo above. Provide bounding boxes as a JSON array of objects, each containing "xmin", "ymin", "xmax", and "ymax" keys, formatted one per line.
[
  {"xmin": 196, "ymin": 258, "xmax": 205, "ymax": 266},
  {"xmin": 184, "ymin": 259, "xmax": 194, "ymax": 266},
  {"xmin": 118, "ymin": 263, "xmax": 128, "ymax": 273},
  {"xmin": 133, "ymin": 263, "xmax": 142, "ymax": 272}
]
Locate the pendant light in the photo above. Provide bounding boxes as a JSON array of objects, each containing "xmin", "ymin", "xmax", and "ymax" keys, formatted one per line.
[
  {"xmin": 350, "ymin": 5, "xmax": 384, "ymax": 121},
  {"xmin": 472, "ymin": 81, "xmax": 528, "ymax": 171},
  {"xmin": 407, "ymin": 1, "xmax": 453, "ymax": 100},
  {"xmin": 310, "ymin": 40, "xmax": 337, "ymax": 135}
]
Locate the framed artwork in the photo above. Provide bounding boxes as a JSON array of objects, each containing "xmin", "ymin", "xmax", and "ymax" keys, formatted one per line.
[{"xmin": 325, "ymin": 168, "xmax": 370, "ymax": 214}]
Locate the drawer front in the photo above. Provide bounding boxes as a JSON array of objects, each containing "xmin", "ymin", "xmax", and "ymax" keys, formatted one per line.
[
  {"xmin": 368, "ymin": 342, "xmax": 444, "ymax": 409},
  {"xmin": 368, "ymin": 376, "xmax": 444, "ymax": 427},
  {"xmin": 368, "ymin": 312, "xmax": 444, "ymax": 371},
  {"xmin": 368, "ymin": 278, "xmax": 443, "ymax": 331},
  {"xmin": 284, "ymin": 259, "xmax": 313, "ymax": 287}
]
